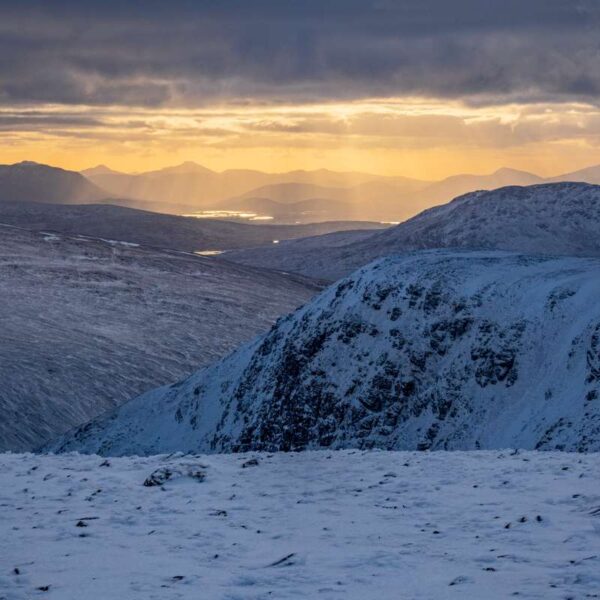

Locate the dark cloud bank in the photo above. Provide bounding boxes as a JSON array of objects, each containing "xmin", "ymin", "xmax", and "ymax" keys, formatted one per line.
[{"xmin": 0, "ymin": 0, "xmax": 598, "ymax": 107}]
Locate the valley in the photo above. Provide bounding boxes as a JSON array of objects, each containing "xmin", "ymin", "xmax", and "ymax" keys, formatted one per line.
[{"xmin": 0, "ymin": 200, "xmax": 385, "ymax": 254}]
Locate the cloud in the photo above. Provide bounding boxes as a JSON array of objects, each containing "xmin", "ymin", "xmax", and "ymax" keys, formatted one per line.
[
  {"xmin": 0, "ymin": 1, "xmax": 599, "ymax": 108},
  {"xmin": 5, "ymin": 100, "xmax": 600, "ymax": 153}
]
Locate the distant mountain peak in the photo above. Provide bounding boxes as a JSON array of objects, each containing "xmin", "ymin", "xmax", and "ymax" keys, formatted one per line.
[
  {"xmin": 11, "ymin": 160, "xmax": 66, "ymax": 172},
  {"xmin": 492, "ymin": 166, "xmax": 535, "ymax": 176},
  {"xmin": 2, "ymin": 160, "xmax": 70, "ymax": 173},
  {"xmin": 548, "ymin": 163, "xmax": 600, "ymax": 184},
  {"xmin": 149, "ymin": 161, "xmax": 216, "ymax": 175},
  {"xmin": 180, "ymin": 160, "xmax": 206, "ymax": 169},
  {"xmin": 81, "ymin": 164, "xmax": 122, "ymax": 176}
]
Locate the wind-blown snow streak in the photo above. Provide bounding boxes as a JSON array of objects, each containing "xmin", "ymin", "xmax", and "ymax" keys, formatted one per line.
[
  {"xmin": 226, "ymin": 182, "xmax": 600, "ymax": 280},
  {"xmin": 51, "ymin": 251, "xmax": 600, "ymax": 455}
]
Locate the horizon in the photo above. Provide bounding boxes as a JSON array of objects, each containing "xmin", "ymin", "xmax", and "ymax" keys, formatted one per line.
[{"xmin": 6, "ymin": 157, "xmax": 600, "ymax": 183}]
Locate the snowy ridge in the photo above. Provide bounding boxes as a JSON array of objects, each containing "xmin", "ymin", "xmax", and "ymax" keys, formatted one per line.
[
  {"xmin": 50, "ymin": 250, "xmax": 600, "ymax": 455},
  {"xmin": 2, "ymin": 450, "xmax": 599, "ymax": 600},
  {"xmin": 227, "ymin": 182, "xmax": 600, "ymax": 280}
]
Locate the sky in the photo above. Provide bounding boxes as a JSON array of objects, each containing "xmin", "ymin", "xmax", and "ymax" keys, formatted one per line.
[{"xmin": 1, "ymin": 0, "xmax": 599, "ymax": 179}]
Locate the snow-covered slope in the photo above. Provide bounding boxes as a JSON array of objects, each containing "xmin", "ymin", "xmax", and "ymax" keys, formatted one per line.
[
  {"xmin": 51, "ymin": 251, "xmax": 600, "ymax": 456},
  {"xmin": 2, "ymin": 450, "xmax": 599, "ymax": 600},
  {"xmin": 226, "ymin": 182, "xmax": 600, "ymax": 280},
  {"xmin": 0, "ymin": 225, "xmax": 319, "ymax": 452}
]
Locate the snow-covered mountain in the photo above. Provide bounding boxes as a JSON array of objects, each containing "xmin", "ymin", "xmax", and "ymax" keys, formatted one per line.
[
  {"xmin": 50, "ymin": 250, "xmax": 600, "ymax": 456},
  {"xmin": 226, "ymin": 182, "xmax": 600, "ymax": 280},
  {"xmin": 0, "ymin": 225, "xmax": 319, "ymax": 452}
]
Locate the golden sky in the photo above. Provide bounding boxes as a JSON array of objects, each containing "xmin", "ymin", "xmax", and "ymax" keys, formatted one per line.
[{"xmin": 1, "ymin": 97, "xmax": 599, "ymax": 179}]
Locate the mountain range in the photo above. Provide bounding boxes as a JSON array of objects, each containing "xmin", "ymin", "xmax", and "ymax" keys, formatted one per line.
[
  {"xmin": 81, "ymin": 162, "xmax": 421, "ymax": 218},
  {"xmin": 3, "ymin": 160, "xmax": 600, "ymax": 226},
  {"xmin": 81, "ymin": 161, "xmax": 600, "ymax": 222}
]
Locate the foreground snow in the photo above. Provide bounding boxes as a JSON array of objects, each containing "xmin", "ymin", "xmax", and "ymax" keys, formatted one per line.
[{"xmin": 1, "ymin": 451, "xmax": 599, "ymax": 599}]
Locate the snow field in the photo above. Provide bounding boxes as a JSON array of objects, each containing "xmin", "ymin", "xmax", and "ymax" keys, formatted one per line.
[{"xmin": 1, "ymin": 450, "xmax": 599, "ymax": 599}]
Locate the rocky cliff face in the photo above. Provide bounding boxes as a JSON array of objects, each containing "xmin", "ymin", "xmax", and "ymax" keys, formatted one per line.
[{"xmin": 50, "ymin": 250, "xmax": 600, "ymax": 455}]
